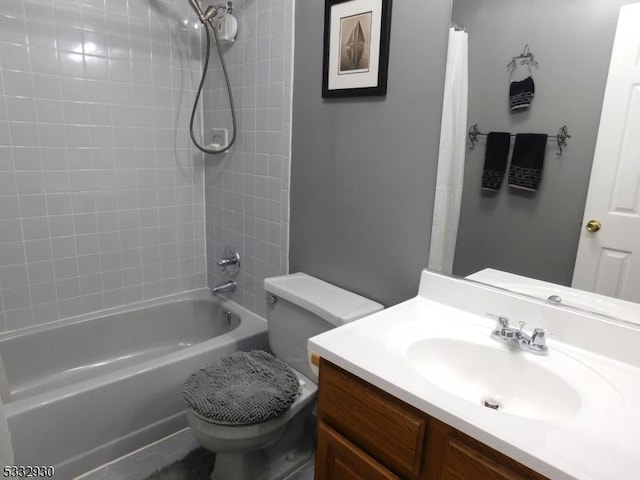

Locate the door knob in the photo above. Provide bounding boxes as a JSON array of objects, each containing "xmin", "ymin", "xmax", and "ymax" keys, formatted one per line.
[{"xmin": 585, "ymin": 219, "xmax": 601, "ymax": 232}]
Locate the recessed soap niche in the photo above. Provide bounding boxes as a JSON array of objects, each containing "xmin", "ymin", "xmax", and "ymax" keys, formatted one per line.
[{"xmin": 208, "ymin": 128, "xmax": 229, "ymax": 151}]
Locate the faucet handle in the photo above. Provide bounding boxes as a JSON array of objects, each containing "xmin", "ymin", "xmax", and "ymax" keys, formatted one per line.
[
  {"xmin": 531, "ymin": 328, "xmax": 547, "ymax": 348},
  {"xmin": 489, "ymin": 315, "xmax": 510, "ymax": 335},
  {"xmin": 497, "ymin": 316, "xmax": 509, "ymax": 328},
  {"xmin": 216, "ymin": 246, "xmax": 240, "ymax": 276}
]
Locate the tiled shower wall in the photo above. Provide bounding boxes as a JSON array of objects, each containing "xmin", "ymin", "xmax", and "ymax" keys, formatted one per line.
[
  {"xmin": 0, "ymin": 0, "xmax": 207, "ymax": 333},
  {"xmin": 204, "ymin": 0, "xmax": 293, "ymax": 316}
]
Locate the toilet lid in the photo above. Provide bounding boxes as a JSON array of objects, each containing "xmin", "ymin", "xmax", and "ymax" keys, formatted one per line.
[{"xmin": 182, "ymin": 350, "xmax": 300, "ymax": 425}]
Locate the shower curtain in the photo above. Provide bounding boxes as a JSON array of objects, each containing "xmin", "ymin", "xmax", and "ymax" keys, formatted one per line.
[{"xmin": 428, "ymin": 27, "xmax": 468, "ymax": 274}]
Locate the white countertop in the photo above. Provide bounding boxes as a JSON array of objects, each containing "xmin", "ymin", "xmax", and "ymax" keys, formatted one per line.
[{"xmin": 308, "ymin": 271, "xmax": 640, "ymax": 480}]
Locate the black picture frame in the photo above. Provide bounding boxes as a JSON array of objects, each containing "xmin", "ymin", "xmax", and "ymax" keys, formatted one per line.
[{"xmin": 322, "ymin": 0, "xmax": 393, "ymax": 98}]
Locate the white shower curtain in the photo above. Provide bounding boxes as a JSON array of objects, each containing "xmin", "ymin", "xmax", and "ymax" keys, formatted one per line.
[{"xmin": 428, "ymin": 27, "xmax": 468, "ymax": 274}]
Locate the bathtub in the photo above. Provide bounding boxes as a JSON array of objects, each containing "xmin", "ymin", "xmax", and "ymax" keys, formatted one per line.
[{"xmin": 0, "ymin": 290, "xmax": 269, "ymax": 479}]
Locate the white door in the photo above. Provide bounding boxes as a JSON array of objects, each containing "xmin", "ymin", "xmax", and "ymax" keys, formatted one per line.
[{"xmin": 572, "ymin": 3, "xmax": 640, "ymax": 302}]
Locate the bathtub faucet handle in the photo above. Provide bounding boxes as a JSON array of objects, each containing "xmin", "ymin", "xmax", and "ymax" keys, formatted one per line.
[{"xmin": 216, "ymin": 246, "xmax": 240, "ymax": 276}]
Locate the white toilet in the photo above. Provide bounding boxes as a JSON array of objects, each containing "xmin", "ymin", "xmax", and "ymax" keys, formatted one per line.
[{"xmin": 185, "ymin": 272, "xmax": 383, "ymax": 480}]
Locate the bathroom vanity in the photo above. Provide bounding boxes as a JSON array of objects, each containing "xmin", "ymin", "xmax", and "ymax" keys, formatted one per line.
[
  {"xmin": 308, "ymin": 270, "xmax": 640, "ymax": 480},
  {"xmin": 315, "ymin": 359, "xmax": 545, "ymax": 479}
]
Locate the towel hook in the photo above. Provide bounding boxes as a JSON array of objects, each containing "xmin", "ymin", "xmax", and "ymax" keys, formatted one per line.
[
  {"xmin": 556, "ymin": 125, "xmax": 571, "ymax": 157},
  {"xmin": 507, "ymin": 44, "xmax": 539, "ymax": 73},
  {"xmin": 468, "ymin": 123, "xmax": 480, "ymax": 150}
]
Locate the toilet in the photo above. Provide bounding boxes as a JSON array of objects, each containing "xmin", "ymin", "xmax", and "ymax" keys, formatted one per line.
[{"xmin": 184, "ymin": 272, "xmax": 383, "ymax": 480}]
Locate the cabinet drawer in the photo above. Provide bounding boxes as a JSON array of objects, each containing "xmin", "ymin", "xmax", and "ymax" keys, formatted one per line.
[
  {"xmin": 317, "ymin": 359, "xmax": 428, "ymax": 479},
  {"xmin": 316, "ymin": 421, "xmax": 400, "ymax": 480}
]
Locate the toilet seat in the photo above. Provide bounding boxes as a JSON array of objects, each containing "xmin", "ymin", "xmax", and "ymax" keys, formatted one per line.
[
  {"xmin": 183, "ymin": 350, "xmax": 301, "ymax": 425},
  {"xmin": 186, "ymin": 367, "xmax": 317, "ymax": 453}
]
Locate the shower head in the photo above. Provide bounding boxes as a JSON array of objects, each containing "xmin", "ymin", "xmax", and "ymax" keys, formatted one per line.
[
  {"xmin": 187, "ymin": 0, "xmax": 203, "ymax": 17},
  {"xmin": 188, "ymin": 0, "xmax": 206, "ymax": 21},
  {"xmin": 189, "ymin": 0, "xmax": 233, "ymax": 24},
  {"xmin": 188, "ymin": 0, "xmax": 221, "ymax": 23}
]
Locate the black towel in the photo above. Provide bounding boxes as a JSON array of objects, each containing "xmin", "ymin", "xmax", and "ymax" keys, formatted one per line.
[
  {"xmin": 508, "ymin": 134, "xmax": 548, "ymax": 191},
  {"xmin": 481, "ymin": 132, "xmax": 511, "ymax": 191},
  {"xmin": 509, "ymin": 76, "xmax": 535, "ymax": 111}
]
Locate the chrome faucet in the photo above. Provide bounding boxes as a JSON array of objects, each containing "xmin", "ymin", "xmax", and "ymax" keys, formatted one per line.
[
  {"xmin": 490, "ymin": 316, "xmax": 548, "ymax": 355},
  {"xmin": 216, "ymin": 246, "xmax": 240, "ymax": 276},
  {"xmin": 210, "ymin": 280, "xmax": 236, "ymax": 295}
]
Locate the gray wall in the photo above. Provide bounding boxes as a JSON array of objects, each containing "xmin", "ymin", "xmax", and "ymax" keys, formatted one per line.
[
  {"xmin": 203, "ymin": 0, "xmax": 294, "ymax": 317},
  {"xmin": 289, "ymin": 0, "xmax": 451, "ymax": 307},
  {"xmin": 452, "ymin": 0, "xmax": 635, "ymax": 285}
]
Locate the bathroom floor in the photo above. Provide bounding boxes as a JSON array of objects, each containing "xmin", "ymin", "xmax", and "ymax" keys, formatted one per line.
[
  {"xmin": 76, "ymin": 428, "xmax": 315, "ymax": 480},
  {"xmin": 276, "ymin": 460, "xmax": 315, "ymax": 480},
  {"xmin": 76, "ymin": 429, "xmax": 199, "ymax": 480}
]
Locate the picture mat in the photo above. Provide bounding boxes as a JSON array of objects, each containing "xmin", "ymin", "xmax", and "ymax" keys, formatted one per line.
[{"xmin": 328, "ymin": 0, "xmax": 382, "ymax": 91}]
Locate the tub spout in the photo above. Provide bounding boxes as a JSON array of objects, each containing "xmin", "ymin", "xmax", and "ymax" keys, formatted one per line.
[{"xmin": 210, "ymin": 280, "xmax": 236, "ymax": 295}]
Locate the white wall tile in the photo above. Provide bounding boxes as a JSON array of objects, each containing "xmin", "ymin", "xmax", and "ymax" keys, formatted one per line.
[
  {"xmin": 204, "ymin": 0, "xmax": 293, "ymax": 317},
  {"xmin": 0, "ymin": 0, "xmax": 206, "ymax": 332}
]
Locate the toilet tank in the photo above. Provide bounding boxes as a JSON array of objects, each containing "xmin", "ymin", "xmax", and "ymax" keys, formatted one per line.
[{"xmin": 264, "ymin": 273, "xmax": 383, "ymax": 381}]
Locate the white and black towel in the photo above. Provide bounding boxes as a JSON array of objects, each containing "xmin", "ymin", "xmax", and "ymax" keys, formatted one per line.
[
  {"xmin": 509, "ymin": 76, "xmax": 535, "ymax": 111},
  {"xmin": 481, "ymin": 132, "xmax": 511, "ymax": 191},
  {"xmin": 508, "ymin": 134, "xmax": 548, "ymax": 191}
]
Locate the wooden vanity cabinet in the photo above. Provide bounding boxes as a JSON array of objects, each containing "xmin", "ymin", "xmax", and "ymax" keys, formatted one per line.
[{"xmin": 315, "ymin": 359, "xmax": 547, "ymax": 480}]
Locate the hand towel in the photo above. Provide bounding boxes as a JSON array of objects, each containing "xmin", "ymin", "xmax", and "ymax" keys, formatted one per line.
[
  {"xmin": 508, "ymin": 134, "xmax": 548, "ymax": 191},
  {"xmin": 509, "ymin": 76, "xmax": 535, "ymax": 111},
  {"xmin": 481, "ymin": 132, "xmax": 511, "ymax": 190}
]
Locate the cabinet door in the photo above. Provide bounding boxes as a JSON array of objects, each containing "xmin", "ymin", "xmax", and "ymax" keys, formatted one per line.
[
  {"xmin": 316, "ymin": 421, "xmax": 400, "ymax": 480},
  {"xmin": 426, "ymin": 419, "xmax": 547, "ymax": 480},
  {"xmin": 317, "ymin": 359, "xmax": 427, "ymax": 478}
]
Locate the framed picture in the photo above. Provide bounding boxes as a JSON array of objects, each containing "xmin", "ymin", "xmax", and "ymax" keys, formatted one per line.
[{"xmin": 322, "ymin": 0, "xmax": 393, "ymax": 98}]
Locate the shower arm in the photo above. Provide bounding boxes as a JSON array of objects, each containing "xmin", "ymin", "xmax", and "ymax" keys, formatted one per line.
[{"xmin": 188, "ymin": 0, "xmax": 232, "ymax": 24}]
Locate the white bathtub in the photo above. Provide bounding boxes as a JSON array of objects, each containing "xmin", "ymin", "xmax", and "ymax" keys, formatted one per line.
[{"xmin": 0, "ymin": 290, "xmax": 269, "ymax": 479}]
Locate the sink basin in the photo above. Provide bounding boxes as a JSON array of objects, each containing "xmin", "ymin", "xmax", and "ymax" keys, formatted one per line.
[{"xmin": 407, "ymin": 338, "xmax": 588, "ymax": 421}]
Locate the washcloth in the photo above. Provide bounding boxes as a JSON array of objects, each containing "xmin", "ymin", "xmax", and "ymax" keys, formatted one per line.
[
  {"xmin": 509, "ymin": 76, "xmax": 535, "ymax": 111},
  {"xmin": 481, "ymin": 132, "xmax": 512, "ymax": 191},
  {"xmin": 508, "ymin": 134, "xmax": 548, "ymax": 191},
  {"xmin": 183, "ymin": 350, "xmax": 300, "ymax": 425}
]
